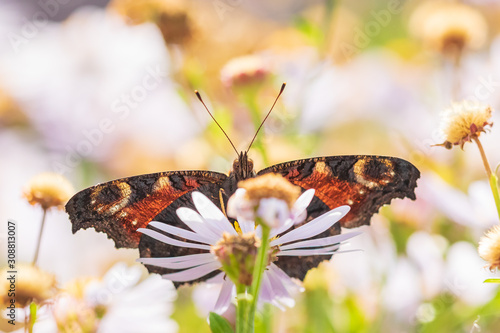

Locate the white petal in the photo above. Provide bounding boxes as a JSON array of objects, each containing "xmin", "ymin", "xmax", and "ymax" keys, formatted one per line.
[
  {"xmin": 273, "ymin": 296, "xmax": 295, "ymax": 309},
  {"xmin": 161, "ymin": 261, "xmax": 222, "ymax": 282},
  {"xmin": 227, "ymin": 188, "xmax": 255, "ymax": 221},
  {"xmin": 278, "ymin": 244, "xmax": 340, "ymax": 256},
  {"xmin": 138, "ymin": 252, "xmax": 214, "ymax": 263},
  {"xmin": 269, "ymin": 218, "xmax": 294, "ymax": 239},
  {"xmin": 279, "ymin": 231, "xmax": 362, "ymax": 250},
  {"xmin": 192, "ymin": 192, "xmax": 237, "ymax": 236},
  {"xmin": 291, "ymin": 189, "xmax": 315, "ymax": 223},
  {"xmin": 269, "ymin": 264, "xmax": 304, "ymax": 292},
  {"xmin": 214, "ymin": 277, "xmax": 234, "ymax": 314},
  {"xmin": 266, "ymin": 269, "xmax": 290, "ymax": 300},
  {"xmin": 271, "ymin": 206, "xmax": 350, "ymax": 246},
  {"xmin": 237, "ymin": 216, "xmax": 255, "ymax": 234},
  {"xmin": 259, "ymin": 271, "xmax": 274, "ymax": 303},
  {"xmin": 280, "ymin": 249, "xmax": 362, "ymax": 256},
  {"xmin": 138, "ymin": 253, "xmax": 216, "ymax": 269},
  {"xmin": 138, "ymin": 228, "xmax": 211, "ymax": 250},
  {"xmin": 176, "ymin": 208, "xmax": 221, "ymax": 243},
  {"xmin": 149, "ymin": 221, "xmax": 212, "ymax": 244},
  {"xmin": 255, "ymin": 224, "xmax": 262, "ymax": 239},
  {"xmin": 205, "ymin": 272, "xmax": 225, "ymax": 284},
  {"xmin": 256, "ymin": 198, "xmax": 290, "ymax": 229}
]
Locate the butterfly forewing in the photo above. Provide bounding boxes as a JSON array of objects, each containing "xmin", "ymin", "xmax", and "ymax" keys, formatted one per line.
[
  {"xmin": 258, "ymin": 155, "xmax": 420, "ymax": 228},
  {"xmin": 66, "ymin": 170, "xmax": 227, "ymax": 248}
]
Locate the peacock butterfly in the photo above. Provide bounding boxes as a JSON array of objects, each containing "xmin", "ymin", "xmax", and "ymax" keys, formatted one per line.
[{"xmin": 65, "ymin": 84, "xmax": 420, "ymax": 282}]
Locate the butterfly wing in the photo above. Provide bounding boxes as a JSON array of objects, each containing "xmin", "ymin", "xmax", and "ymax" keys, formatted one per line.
[
  {"xmin": 258, "ymin": 155, "xmax": 419, "ymax": 280},
  {"xmin": 258, "ymin": 155, "xmax": 420, "ymax": 228},
  {"xmin": 66, "ymin": 171, "xmax": 228, "ymax": 248}
]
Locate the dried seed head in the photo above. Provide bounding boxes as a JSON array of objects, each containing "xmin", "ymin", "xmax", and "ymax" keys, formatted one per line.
[
  {"xmin": 238, "ymin": 173, "xmax": 301, "ymax": 209},
  {"xmin": 220, "ymin": 55, "xmax": 270, "ymax": 88},
  {"xmin": 212, "ymin": 232, "xmax": 260, "ymax": 286},
  {"xmin": 23, "ymin": 172, "xmax": 74, "ymax": 210},
  {"xmin": 0, "ymin": 264, "xmax": 58, "ymax": 308},
  {"xmin": 479, "ymin": 225, "xmax": 500, "ymax": 271},
  {"xmin": 410, "ymin": 2, "xmax": 488, "ymax": 55},
  {"xmin": 436, "ymin": 101, "xmax": 493, "ymax": 149}
]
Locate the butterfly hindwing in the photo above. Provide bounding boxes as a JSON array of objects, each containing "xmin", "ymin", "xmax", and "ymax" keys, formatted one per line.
[
  {"xmin": 258, "ymin": 155, "xmax": 420, "ymax": 228},
  {"xmin": 138, "ymin": 182, "xmax": 227, "ymax": 286},
  {"xmin": 66, "ymin": 170, "xmax": 227, "ymax": 248}
]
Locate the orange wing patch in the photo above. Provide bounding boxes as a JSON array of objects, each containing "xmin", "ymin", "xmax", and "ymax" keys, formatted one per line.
[
  {"xmin": 291, "ymin": 162, "xmax": 366, "ymax": 228},
  {"xmin": 117, "ymin": 177, "xmax": 196, "ymax": 245}
]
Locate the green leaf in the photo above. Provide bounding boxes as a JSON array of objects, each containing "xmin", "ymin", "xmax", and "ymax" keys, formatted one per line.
[
  {"xmin": 209, "ymin": 312, "xmax": 234, "ymax": 333},
  {"xmin": 484, "ymin": 279, "xmax": 500, "ymax": 283}
]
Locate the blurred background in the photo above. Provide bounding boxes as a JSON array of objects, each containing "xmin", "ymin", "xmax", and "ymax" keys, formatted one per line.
[{"xmin": 1, "ymin": 0, "xmax": 500, "ymax": 332}]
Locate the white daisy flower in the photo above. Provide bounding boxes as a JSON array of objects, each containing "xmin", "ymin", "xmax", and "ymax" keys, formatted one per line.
[
  {"xmin": 138, "ymin": 190, "xmax": 361, "ymax": 314},
  {"xmin": 7, "ymin": 263, "xmax": 179, "ymax": 333}
]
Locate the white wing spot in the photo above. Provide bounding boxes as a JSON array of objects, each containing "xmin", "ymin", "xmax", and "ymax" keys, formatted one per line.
[
  {"xmin": 153, "ymin": 176, "xmax": 172, "ymax": 192},
  {"xmin": 354, "ymin": 159, "xmax": 380, "ymax": 189}
]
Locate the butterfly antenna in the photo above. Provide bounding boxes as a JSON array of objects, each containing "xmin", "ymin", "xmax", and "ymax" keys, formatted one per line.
[
  {"xmin": 195, "ymin": 90, "xmax": 239, "ymax": 156},
  {"xmin": 246, "ymin": 83, "xmax": 286, "ymax": 152}
]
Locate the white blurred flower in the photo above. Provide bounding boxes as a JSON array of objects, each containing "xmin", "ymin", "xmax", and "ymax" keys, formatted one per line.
[
  {"xmin": 445, "ymin": 241, "xmax": 498, "ymax": 305},
  {"xmin": 85, "ymin": 263, "xmax": 178, "ymax": 333},
  {"xmin": 0, "ymin": 7, "xmax": 198, "ymax": 171},
  {"xmin": 330, "ymin": 218, "xmax": 397, "ymax": 315},
  {"xmin": 282, "ymin": 51, "xmax": 428, "ymax": 136},
  {"xmin": 417, "ymin": 173, "xmax": 498, "ymax": 231},
  {"xmin": 406, "ymin": 232, "xmax": 447, "ymax": 299},
  {"xmin": 52, "ymin": 295, "xmax": 98, "ymax": 333},
  {"xmin": 382, "ymin": 257, "xmax": 421, "ymax": 317},
  {"xmin": 2, "ymin": 263, "xmax": 178, "ymax": 333},
  {"xmin": 138, "ymin": 191, "xmax": 358, "ymax": 313}
]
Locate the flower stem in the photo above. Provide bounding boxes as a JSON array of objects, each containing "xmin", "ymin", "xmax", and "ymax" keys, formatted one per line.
[
  {"xmin": 247, "ymin": 222, "xmax": 271, "ymax": 331},
  {"xmin": 32, "ymin": 208, "xmax": 47, "ymax": 266},
  {"xmin": 473, "ymin": 137, "xmax": 500, "ymax": 220},
  {"xmin": 488, "ymin": 174, "xmax": 500, "ymax": 220},
  {"xmin": 236, "ymin": 283, "xmax": 248, "ymax": 333}
]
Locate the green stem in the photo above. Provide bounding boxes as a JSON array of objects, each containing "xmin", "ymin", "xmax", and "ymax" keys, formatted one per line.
[
  {"xmin": 473, "ymin": 137, "xmax": 500, "ymax": 220},
  {"xmin": 236, "ymin": 283, "xmax": 246, "ymax": 333},
  {"xmin": 489, "ymin": 173, "xmax": 500, "ymax": 221},
  {"xmin": 260, "ymin": 303, "xmax": 272, "ymax": 333},
  {"xmin": 247, "ymin": 222, "xmax": 271, "ymax": 332},
  {"xmin": 32, "ymin": 209, "xmax": 47, "ymax": 266}
]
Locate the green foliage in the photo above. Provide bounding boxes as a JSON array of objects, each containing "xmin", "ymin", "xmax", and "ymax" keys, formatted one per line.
[
  {"xmin": 172, "ymin": 288, "xmax": 211, "ymax": 333},
  {"xmin": 209, "ymin": 312, "xmax": 235, "ymax": 333}
]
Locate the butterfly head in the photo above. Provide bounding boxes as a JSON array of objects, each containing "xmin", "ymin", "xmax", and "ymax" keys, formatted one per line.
[{"xmin": 232, "ymin": 151, "xmax": 255, "ymax": 181}]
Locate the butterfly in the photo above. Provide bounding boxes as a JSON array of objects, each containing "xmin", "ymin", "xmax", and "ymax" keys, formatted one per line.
[{"xmin": 65, "ymin": 84, "xmax": 420, "ymax": 283}]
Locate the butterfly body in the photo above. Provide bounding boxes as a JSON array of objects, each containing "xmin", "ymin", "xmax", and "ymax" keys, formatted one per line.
[{"xmin": 66, "ymin": 153, "xmax": 419, "ymax": 282}]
